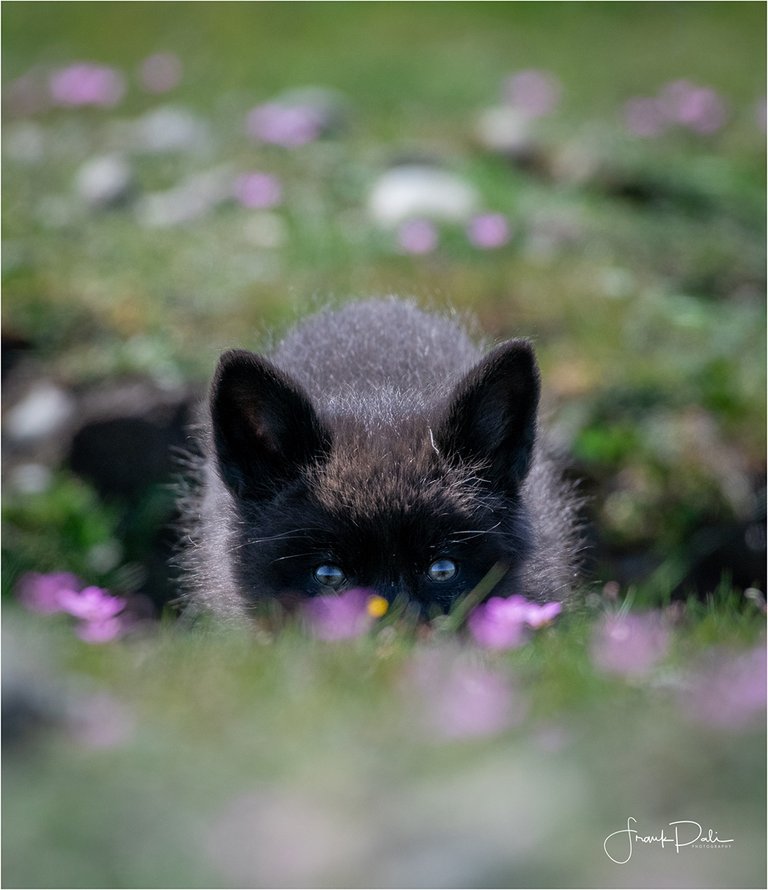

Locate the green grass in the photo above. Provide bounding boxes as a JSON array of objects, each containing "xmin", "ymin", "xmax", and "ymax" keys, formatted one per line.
[{"xmin": 3, "ymin": 601, "xmax": 765, "ymax": 888}]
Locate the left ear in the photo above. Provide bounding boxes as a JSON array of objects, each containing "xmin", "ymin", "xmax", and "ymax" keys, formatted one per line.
[{"xmin": 434, "ymin": 339, "xmax": 540, "ymax": 494}]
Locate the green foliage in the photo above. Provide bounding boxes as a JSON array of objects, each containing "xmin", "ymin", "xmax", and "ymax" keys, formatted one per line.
[{"xmin": 2, "ymin": 473, "xmax": 120, "ymax": 595}]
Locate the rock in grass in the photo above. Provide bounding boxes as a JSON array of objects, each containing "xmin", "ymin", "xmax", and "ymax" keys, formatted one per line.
[
  {"xmin": 367, "ymin": 164, "xmax": 479, "ymax": 227},
  {"xmin": 136, "ymin": 165, "xmax": 234, "ymax": 228},
  {"xmin": 131, "ymin": 105, "xmax": 212, "ymax": 155},
  {"xmin": 75, "ymin": 153, "xmax": 134, "ymax": 210},
  {"xmin": 5, "ymin": 382, "xmax": 76, "ymax": 443}
]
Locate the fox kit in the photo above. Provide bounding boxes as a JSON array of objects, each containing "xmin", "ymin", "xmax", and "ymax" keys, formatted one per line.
[{"xmin": 180, "ymin": 298, "xmax": 579, "ymax": 621}]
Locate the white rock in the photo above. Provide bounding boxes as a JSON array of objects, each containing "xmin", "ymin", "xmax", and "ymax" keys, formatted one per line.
[
  {"xmin": 9, "ymin": 463, "xmax": 53, "ymax": 495},
  {"xmin": 75, "ymin": 154, "xmax": 133, "ymax": 209},
  {"xmin": 367, "ymin": 165, "xmax": 479, "ymax": 228},
  {"xmin": 5, "ymin": 383, "xmax": 76, "ymax": 443},
  {"xmin": 131, "ymin": 105, "xmax": 211, "ymax": 154},
  {"xmin": 475, "ymin": 106, "xmax": 535, "ymax": 156},
  {"xmin": 136, "ymin": 165, "xmax": 234, "ymax": 228}
]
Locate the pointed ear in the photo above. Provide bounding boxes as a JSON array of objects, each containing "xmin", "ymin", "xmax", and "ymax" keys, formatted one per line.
[
  {"xmin": 434, "ymin": 339, "xmax": 540, "ymax": 494},
  {"xmin": 210, "ymin": 349, "xmax": 331, "ymax": 499}
]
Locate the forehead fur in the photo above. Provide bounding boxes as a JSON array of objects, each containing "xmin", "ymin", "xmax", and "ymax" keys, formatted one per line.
[{"xmin": 306, "ymin": 421, "xmax": 494, "ymax": 521}]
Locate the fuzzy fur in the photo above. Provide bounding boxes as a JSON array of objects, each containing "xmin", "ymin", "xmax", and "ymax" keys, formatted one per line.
[{"xmin": 177, "ymin": 297, "xmax": 581, "ymax": 621}]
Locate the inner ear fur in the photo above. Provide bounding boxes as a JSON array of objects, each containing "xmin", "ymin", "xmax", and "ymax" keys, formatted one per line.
[
  {"xmin": 434, "ymin": 339, "xmax": 540, "ymax": 494},
  {"xmin": 210, "ymin": 349, "xmax": 331, "ymax": 499}
]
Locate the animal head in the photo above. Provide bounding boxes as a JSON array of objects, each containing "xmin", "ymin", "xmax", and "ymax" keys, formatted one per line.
[{"xmin": 209, "ymin": 340, "xmax": 540, "ymax": 614}]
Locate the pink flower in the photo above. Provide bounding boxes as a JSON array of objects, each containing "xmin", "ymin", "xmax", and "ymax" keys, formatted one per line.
[
  {"xmin": 49, "ymin": 63, "xmax": 125, "ymax": 108},
  {"xmin": 16, "ymin": 571, "xmax": 84, "ymax": 614},
  {"xmin": 233, "ymin": 172, "xmax": 283, "ymax": 209},
  {"xmin": 591, "ymin": 612, "xmax": 670, "ymax": 677},
  {"xmin": 75, "ymin": 617, "xmax": 126, "ymax": 644},
  {"xmin": 624, "ymin": 97, "xmax": 667, "ymax": 138},
  {"xmin": 15, "ymin": 572, "xmax": 131, "ymax": 644},
  {"xmin": 681, "ymin": 645, "xmax": 766, "ymax": 731},
  {"xmin": 407, "ymin": 651, "xmax": 526, "ymax": 739},
  {"xmin": 660, "ymin": 80, "xmax": 727, "ymax": 133},
  {"xmin": 524, "ymin": 600, "xmax": 563, "ymax": 628},
  {"xmin": 504, "ymin": 69, "xmax": 561, "ymax": 118},
  {"xmin": 466, "ymin": 213, "xmax": 511, "ymax": 250},
  {"xmin": 397, "ymin": 219, "xmax": 438, "ymax": 254},
  {"xmin": 658, "ymin": 79, "xmax": 699, "ymax": 120},
  {"xmin": 468, "ymin": 597, "xmax": 527, "ymax": 649},
  {"xmin": 468, "ymin": 595, "xmax": 561, "ymax": 649},
  {"xmin": 246, "ymin": 102, "xmax": 323, "ymax": 148},
  {"xmin": 138, "ymin": 52, "xmax": 182, "ymax": 93},
  {"xmin": 304, "ymin": 588, "xmax": 376, "ymax": 641},
  {"xmin": 677, "ymin": 87, "xmax": 728, "ymax": 134},
  {"xmin": 57, "ymin": 586, "xmax": 127, "ymax": 623}
]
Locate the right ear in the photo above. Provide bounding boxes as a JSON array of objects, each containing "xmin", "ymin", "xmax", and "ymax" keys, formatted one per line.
[{"xmin": 210, "ymin": 349, "xmax": 331, "ymax": 499}]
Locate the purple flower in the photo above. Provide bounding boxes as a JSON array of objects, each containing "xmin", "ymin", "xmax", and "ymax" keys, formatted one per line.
[
  {"xmin": 681, "ymin": 645, "xmax": 766, "ymax": 731},
  {"xmin": 524, "ymin": 600, "xmax": 563, "ymax": 628},
  {"xmin": 16, "ymin": 571, "xmax": 84, "ymax": 614},
  {"xmin": 658, "ymin": 79, "xmax": 698, "ymax": 120},
  {"xmin": 623, "ymin": 97, "xmax": 667, "ymax": 138},
  {"xmin": 233, "ymin": 172, "xmax": 283, "ymax": 209},
  {"xmin": 246, "ymin": 102, "xmax": 323, "ymax": 148},
  {"xmin": 659, "ymin": 80, "xmax": 728, "ymax": 133},
  {"xmin": 138, "ymin": 52, "xmax": 182, "ymax": 93},
  {"xmin": 677, "ymin": 86, "xmax": 728, "ymax": 134},
  {"xmin": 407, "ymin": 652, "xmax": 526, "ymax": 740},
  {"xmin": 591, "ymin": 612, "xmax": 670, "ymax": 677},
  {"xmin": 468, "ymin": 595, "xmax": 562, "ymax": 650},
  {"xmin": 468, "ymin": 597, "xmax": 527, "ymax": 650},
  {"xmin": 466, "ymin": 213, "xmax": 512, "ymax": 250},
  {"xmin": 304, "ymin": 588, "xmax": 377, "ymax": 641},
  {"xmin": 75, "ymin": 617, "xmax": 126, "ymax": 644},
  {"xmin": 504, "ymin": 69, "xmax": 561, "ymax": 118},
  {"xmin": 49, "ymin": 63, "xmax": 125, "ymax": 108},
  {"xmin": 396, "ymin": 218, "xmax": 438, "ymax": 254},
  {"xmin": 15, "ymin": 572, "xmax": 130, "ymax": 643},
  {"xmin": 57, "ymin": 586, "xmax": 127, "ymax": 623}
]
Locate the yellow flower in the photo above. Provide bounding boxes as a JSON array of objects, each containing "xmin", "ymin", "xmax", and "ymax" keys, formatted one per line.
[{"xmin": 367, "ymin": 595, "xmax": 389, "ymax": 618}]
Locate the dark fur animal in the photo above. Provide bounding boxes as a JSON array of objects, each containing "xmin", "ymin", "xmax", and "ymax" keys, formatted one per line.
[{"xmin": 180, "ymin": 298, "xmax": 579, "ymax": 621}]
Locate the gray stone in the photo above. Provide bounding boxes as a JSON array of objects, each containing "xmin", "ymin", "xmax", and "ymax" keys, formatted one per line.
[
  {"xmin": 5, "ymin": 382, "xmax": 76, "ymax": 443},
  {"xmin": 75, "ymin": 153, "xmax": 134, "ymax": 209},
  {"xmin": 474, "ymin": 106, "xmax": 536, "ymax": 157},
  {"xmin": 136, "ymin": 165, "xmax": 234, "ymax": 228},
  {"xmin": 130, "ymin": 105, "xmax": 212, "ymax": 154},
  {"xmin": 367, "ymin": 164, "xmax": 479, "ymax": 227}
]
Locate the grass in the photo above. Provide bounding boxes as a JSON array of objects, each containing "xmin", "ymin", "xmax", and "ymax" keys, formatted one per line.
[
  {"xmin": 2, "ymin": 3, "xmax": 766, "ymax": 887},
  {"xmin": 3, "ymin": 599, "xmax": 765, "ymax": 888}
]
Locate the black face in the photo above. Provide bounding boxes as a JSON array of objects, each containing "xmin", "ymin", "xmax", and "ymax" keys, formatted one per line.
[
  {"xmin": 209, "ymin": 338, "xmax": 539, "ymax": 618},
  {"xmin": 230, "ymin": 492, "xmax": 517, "ymax": 615}
]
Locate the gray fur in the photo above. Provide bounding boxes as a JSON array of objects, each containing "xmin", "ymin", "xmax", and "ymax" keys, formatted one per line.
[{"xmin": 178, "ymin": 297, "xmax": 581, "ymax": 621}]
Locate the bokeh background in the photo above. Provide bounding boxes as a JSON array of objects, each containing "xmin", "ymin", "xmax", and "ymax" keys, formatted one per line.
[{"xmin": 3, "ymin": 3, "xmax": 766, "ymax": 888}]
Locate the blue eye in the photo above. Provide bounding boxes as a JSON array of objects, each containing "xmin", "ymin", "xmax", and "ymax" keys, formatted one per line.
[
  {"xmin": 314, "ymin": 564, "xmax": 345, "ymax": 588},
  {"xmin": 427, "ymin": 558, "xmax": 457, "ymax": 582}
]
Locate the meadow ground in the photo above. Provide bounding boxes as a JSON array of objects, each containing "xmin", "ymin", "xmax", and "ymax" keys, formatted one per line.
[{"xmin": 2, "ymin": 3, "xmax": 766, "ymax": 887}]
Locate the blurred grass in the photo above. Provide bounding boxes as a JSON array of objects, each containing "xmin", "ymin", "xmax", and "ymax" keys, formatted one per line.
[{"xmin": 3, "ymin": 603, "xmax": 765, "ymax": 888}]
